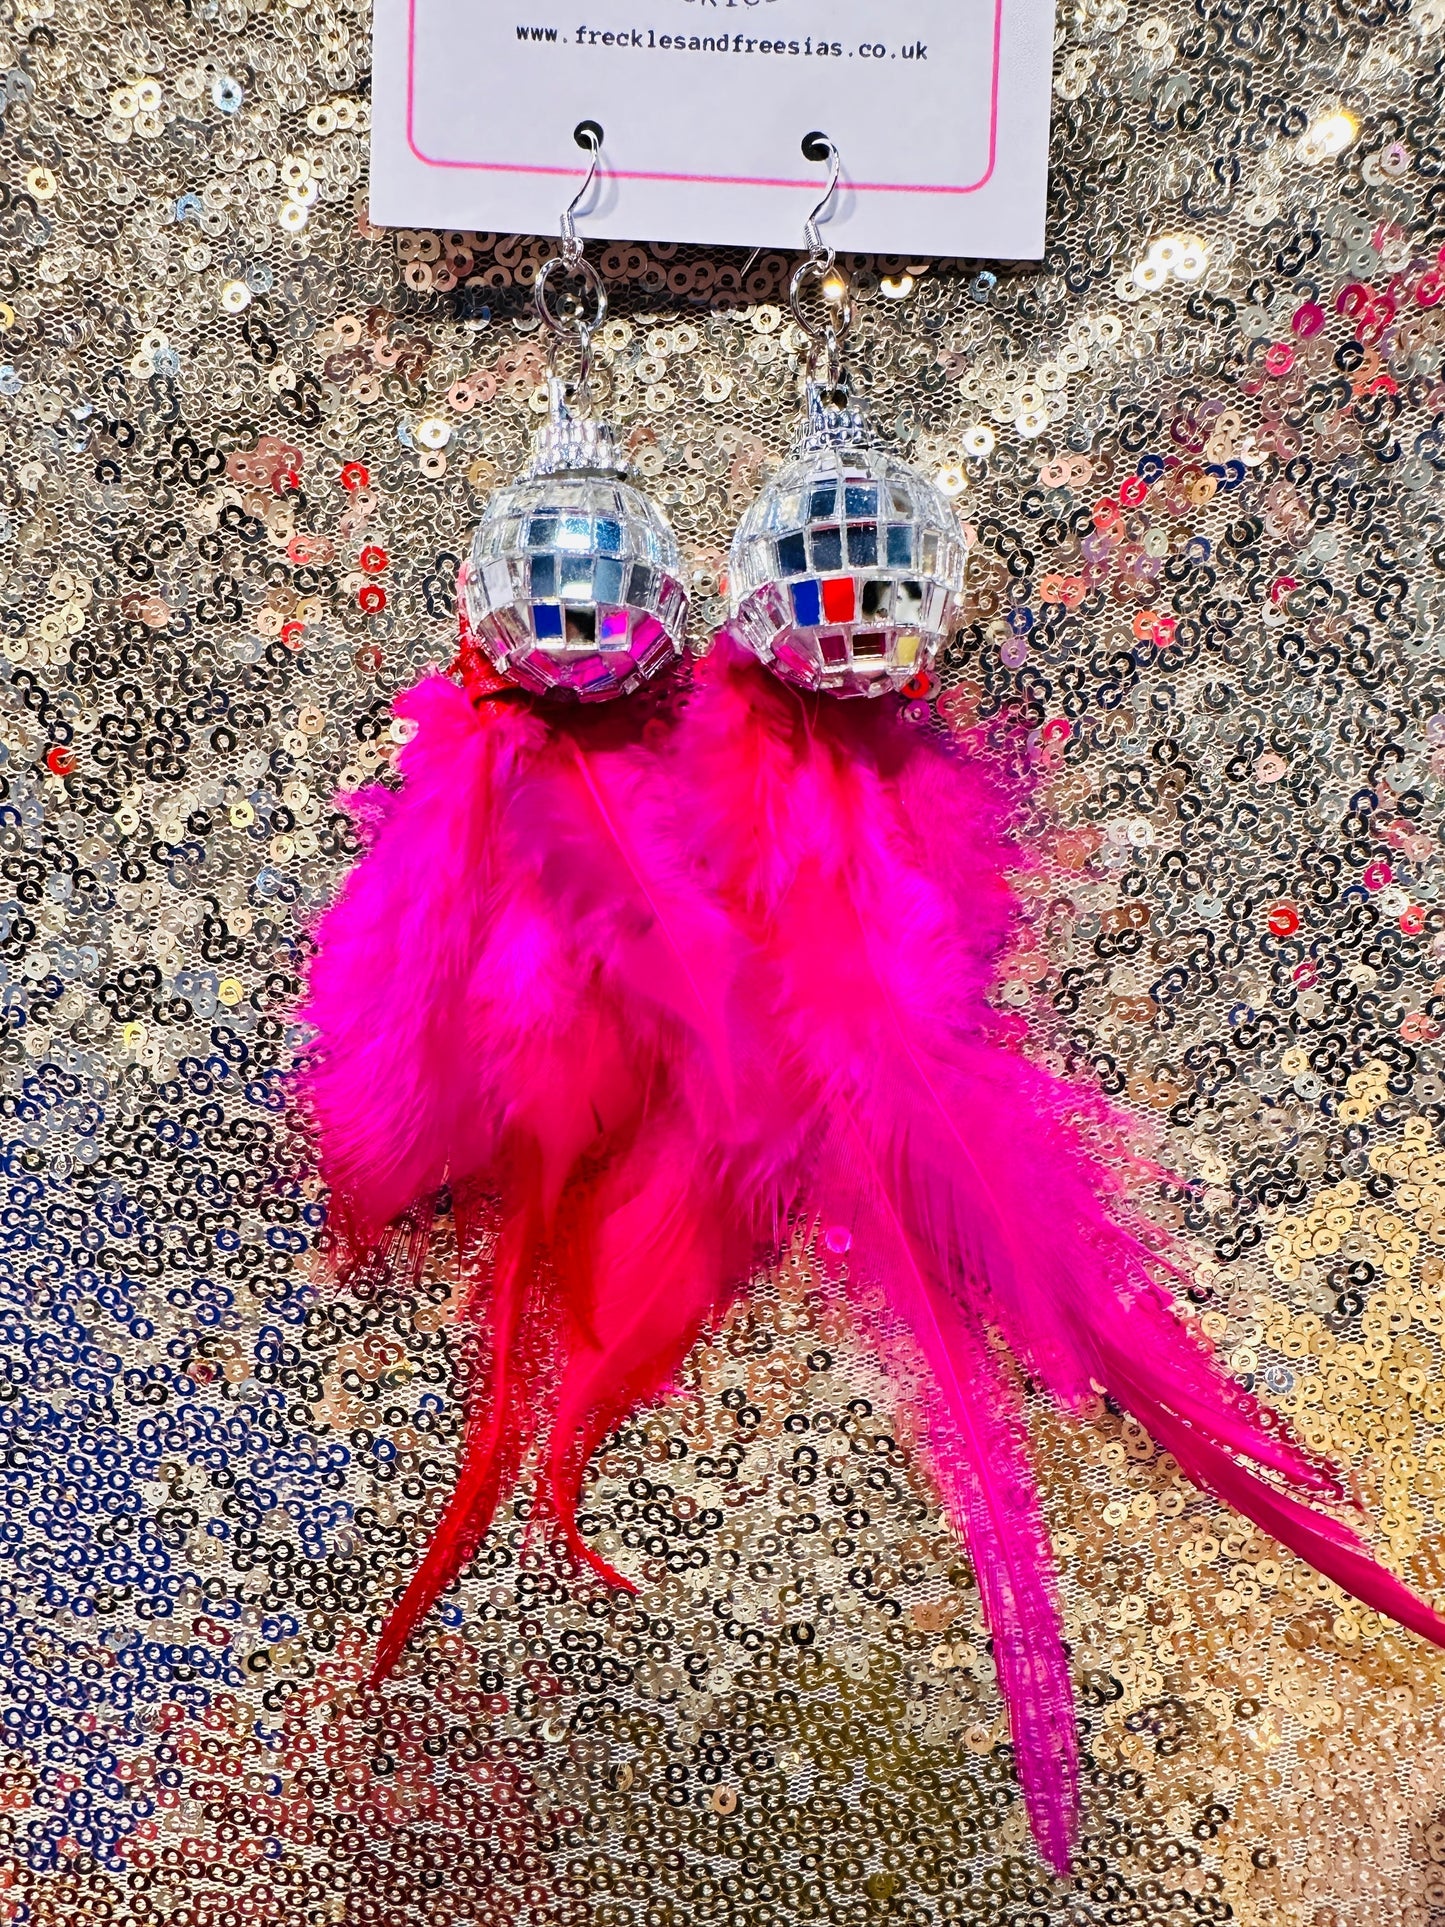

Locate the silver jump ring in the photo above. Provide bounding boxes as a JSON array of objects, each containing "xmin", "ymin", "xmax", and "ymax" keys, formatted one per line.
[
  {"xmin": 789, "ymin": 254, "xmax": 853, "ymax": 387},
  {"xmin": 534, "ymin": 252, "xmax": 608, "ymax": 340},
  {"xmin": 535, "ymin": 253, "xmax": 608, "ymax": 400}
]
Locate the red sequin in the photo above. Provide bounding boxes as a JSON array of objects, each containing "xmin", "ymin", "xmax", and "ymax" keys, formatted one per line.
[{"xmin": 1266, "ymin": 901, "xmax": 1300, "ymax": 938}]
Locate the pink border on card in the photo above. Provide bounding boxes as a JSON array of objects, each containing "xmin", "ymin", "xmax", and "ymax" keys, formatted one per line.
[{"xmin": 405, "ymin": 0, "xmax": 1003, "ymax": 195}]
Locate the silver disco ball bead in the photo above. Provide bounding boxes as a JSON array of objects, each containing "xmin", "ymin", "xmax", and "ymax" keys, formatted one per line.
[
  {"xmin": 458, "ymin": 399, "xmax": 688, "ymax": 702},
  {"xmin": 728, "ymin": 385, "xmax": 967, "ymax": 697}
]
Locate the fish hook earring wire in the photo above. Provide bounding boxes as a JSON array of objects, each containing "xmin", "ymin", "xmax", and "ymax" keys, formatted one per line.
[
  {"xmin": 790, "ymin": 131, "xmax": 853, "ymax": 396},
  {"xmin": 534, "ymin": 121, "xmax": 608, "ymax": 416},
  {"xmin": 737, "ymin": 129, "xmax": 845, "ymax": 297}
]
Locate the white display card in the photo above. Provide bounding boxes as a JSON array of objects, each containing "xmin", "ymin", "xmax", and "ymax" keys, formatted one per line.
[{"xmin": 370, "ymin": 0, "xmax": 1058, "ymax": 258}]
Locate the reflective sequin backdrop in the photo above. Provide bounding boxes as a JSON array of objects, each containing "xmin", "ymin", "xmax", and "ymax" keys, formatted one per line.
[{"xmin": 2, "ymin": 0, "xmax": 1445, "ymax": 1921}]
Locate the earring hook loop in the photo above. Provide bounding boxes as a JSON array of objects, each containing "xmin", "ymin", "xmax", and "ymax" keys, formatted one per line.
[
  {"xmin": 789, "ymin": 132, "xmax": 853, "ymax": 393},
  {"xmin": 535, "ymin": 121, "xmax": 608, "ymax": 415},
  {"xmin": 800, "ymin": 131, "xmax": 841, "ymax": 269},
  {"xmin": 559, "ymin": 120, "xmax": 602, "ymax": 268}
]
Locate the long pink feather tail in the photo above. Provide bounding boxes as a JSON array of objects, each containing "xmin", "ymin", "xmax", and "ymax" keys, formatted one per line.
[
  {"xmin": 372, "ymin": 1186, "xmax": 542, "ymax": 1680},
  {"xmin": 670, "ymin": 638, "xmax": 1445, "ymax": 1865},
  {"xmin": 1104, "ymin": 1351, "xmax": 1445, "ymax": 1644},
  {"xmin": 831, "ymin": 1106, "xmax": 1077, "ymax": 1872},
  {"xmin": 918, "ymin": 1311, "xmax": 1077, "ymax": 1874},
  {"xmin": 858, "ymin": 1024, "xmax": 1445, "ymax": 1651}
]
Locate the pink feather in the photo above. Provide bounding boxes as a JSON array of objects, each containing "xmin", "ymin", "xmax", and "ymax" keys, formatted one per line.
[
  {"xmin": 826, "ymin": 1098, "xmax": 1078, "ymax": 1871},
  {"xmin": 297, "ymin": 673, "xmax": 771, "ymax": 1674},
  {"xmin": 667, "ymin": 636, "xmax": 1445, "ymax": 1868},
  {"xmin": 371, "ymin": 1179, "xmax": 546, "ymax": 1679},
  {"xmin": 544, "ymin": 1095, "xmax": 759, "ymax": 1585}
]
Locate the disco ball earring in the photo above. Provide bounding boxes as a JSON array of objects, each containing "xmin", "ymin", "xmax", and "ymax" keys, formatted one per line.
[
  {"xmin": 727, "ymin": 134, "xmax": 967, "ymax": 696},
  {"xmin": 664, "ymin": 129, "xmax": 1445, "ymax": 1877},
  {"xmin": 299, "ymin": 132, "xmax": 755, "ymax": 1681},
  {"xmin": 457, "ymin": 125, "xmax": 689, "ymax": 701}
]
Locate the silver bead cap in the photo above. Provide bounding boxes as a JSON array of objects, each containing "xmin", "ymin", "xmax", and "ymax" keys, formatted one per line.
[
  {"xmin": 525, "ymin": 380, "xmax": 628, "ymax": 479},
  {"xmin": 795, "ymin": 380, "xmax": 884, "ymax": 456}
]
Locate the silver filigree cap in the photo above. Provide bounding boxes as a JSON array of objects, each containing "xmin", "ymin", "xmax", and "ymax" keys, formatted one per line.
[
  {"xmin": 794, "ymin": 380, "xmax": 884, "ymax": 456},
  {"xmin": 525, "ymin": 378, "xmax": 628, "ymax": 478}
]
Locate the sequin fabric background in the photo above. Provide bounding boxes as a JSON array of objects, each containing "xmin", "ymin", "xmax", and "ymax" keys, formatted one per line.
[{"xmin": 3, "ymin": 0, "xmax": 1445, "ymax": 1921}]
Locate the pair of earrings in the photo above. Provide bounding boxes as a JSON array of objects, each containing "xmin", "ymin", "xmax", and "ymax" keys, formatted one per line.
[
  {"xmin": 455, "ymin": 129, "xmax": 967, "ymax": 705},
  {"xmin": 302, "ymin": 123, "xmax": 1445, "ymax": 1877}
]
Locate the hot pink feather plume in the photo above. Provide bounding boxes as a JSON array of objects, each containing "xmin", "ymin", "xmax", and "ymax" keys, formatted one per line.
[
  {"xmin": 297, "ymin": 672, "xmax": 776, "ymax": 1677},
  {"xmin": 663, "ymin": 636, "xmax": 1445, "ymax": 1872}
]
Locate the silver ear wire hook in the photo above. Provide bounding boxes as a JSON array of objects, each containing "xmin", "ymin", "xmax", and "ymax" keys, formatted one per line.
[
  {"xmin": 790, "ymin": 132, "xmax": 853, "ymax": 393},
  {"xmin": 736, "ymin": 134, "xmax": 839, "ymax": 300},
  {"xmin": 800, "ymin": 131, "xmax": 841, "ymax": 269},
  {"xmin": 559, "ymin": 119, "xmax": 603, "ymax": 268},
  {"xmin": 535, "ymin": 120, "xmax": 608, "ymax": 416}
]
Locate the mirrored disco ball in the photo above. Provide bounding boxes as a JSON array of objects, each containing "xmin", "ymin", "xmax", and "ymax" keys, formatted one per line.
[
  {"xmin": 729, "ymin": 385, "xmax": 967, "ymax": 697},
  {"xmin": 458, "ymin": 408, "xmax": 688, "ymax": 702}
]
